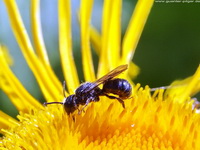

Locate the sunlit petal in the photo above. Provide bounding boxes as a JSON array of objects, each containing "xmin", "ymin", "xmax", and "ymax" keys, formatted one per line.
[
  {"xmin": 104, "ymin": 0, "xmax": 122, "ymax": 70},
  {"xmin": 31, "ymin": 0, "xmax": 63, "ymax": 95},
  {"xmin": 90, "ymin": 27, "xmax": 101, "ymax": 55},
  {"xmin": 0, "ymin": 111, "xmax": 18, "ymax": 132},
  {"xmin": 97, "ymin": 0, "xmax": 112, "ymax": 77},
  {"xmin": 166, "ymin": 65, "xmax": 200, "ymax": 103},
  {"xmin": 58, "ymin": 0, "xmax": 80, "ymax": 92},
  {"xmin": 122, "ymin": 0, "xmax": 154, "ymax": 64},
  {"xmin": 31, "ymin": 0, "xmax": 49, "ymax": 65},
  {"xmin": 3, "ymin": 0, "xmax": 62, "ymax": 102},
  {"xmin": 0, "ymin": 48, "xmax": 43, "ymax": 112},
  {"xmin": 80, "ymin": 0, "xmax": 96, "ymax": 81},
  {"xmin": 90, "ymin": 27, "xmax": 140, "ymax": 79}
]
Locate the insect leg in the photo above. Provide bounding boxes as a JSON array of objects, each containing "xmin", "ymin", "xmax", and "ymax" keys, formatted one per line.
[
  {"xmin": 78, "ymin": 99, "xmax": 92, "ymax": 114},
  {"xmin": 103, "ymin": 94, "xmax": 125, "ymax": 108},
  {"xmin": 63, "ymin": 81, "xmax": 67, "ymax": 98}
]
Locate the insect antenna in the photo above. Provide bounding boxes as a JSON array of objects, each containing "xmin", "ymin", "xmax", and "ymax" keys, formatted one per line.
[
  {"xmin": 150, "ymin": 85, "xmax": 171, "ymax": 92},
  {"xmin": 43, "ymin": 101, "xmax": 63, "ymax": 106},
  {"xmin": 43, "ymin": 81, "xmax": 67, "ymax": 106},
  {"xmin": 150, "ymin": 84, "xmax": 187, "ymax": 92}
]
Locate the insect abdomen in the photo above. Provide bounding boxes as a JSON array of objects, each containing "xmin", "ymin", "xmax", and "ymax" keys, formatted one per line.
[{"xmin": 102, "ymin": 78, "xmax": 132, "ymax": 99}]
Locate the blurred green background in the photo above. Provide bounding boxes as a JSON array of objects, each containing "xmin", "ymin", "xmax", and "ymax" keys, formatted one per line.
[{"xmin": 0, "ymin": 0, "xmax": 200, "ymax": 118}]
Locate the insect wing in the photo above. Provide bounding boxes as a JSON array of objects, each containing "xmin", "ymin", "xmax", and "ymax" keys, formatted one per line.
[
  {"xmin": 94, "ymin": 64, "xmax": 128, "ymax": 84},
  {"xmin": 85, "ymin": 64, "xmax": 128, "ymax": 93}
]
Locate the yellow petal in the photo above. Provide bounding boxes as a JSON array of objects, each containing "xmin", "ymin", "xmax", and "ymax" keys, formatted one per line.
[
  {"xmin": 0, "ymin": 48, "xmax": 43, "ymax": 112},
  {"xmin": 122, "ymin": 0, "xmax": 154, "ymax": 64},
  {"xmin": 3, "ymin": 0, "xmax": 63, "ymax": 102},
  {"xmin": 31, "ymin": 0, "xmax": 63, "ymax": 96},
  {"xmin": 90, "ymin": 27, "xmax": 101, "ymax": 55},
  {"xmin": 80, "ymin": 0, "xmax": 96, "ymax": 81},
  {"xmin": 31, "ymin": 0, "xmax": 49, "ymax": 65},
  {"xmin": 90, "ymin": 27, "xmax": 140, "ymax": 79},
  {"xmin": 97, "ymin": 0, "xmax": 112, "ymax": 77},
  {"xmin": 128, "ymin": 61, "xmax": 140, "ymax": 79},
  {"xmin": 0, "ymin": 111, "xmax": 18, "ymax": 134},
  {"xmin": 104, "ymin": 0, "xmax": 122, "ymax": 70},
  {"xmin": 58, "ymin": 0, "xmax": 80, "ymax": 92},
  {"xmin": 0, "ymin": 45, "xmax": 13, "ymax": 66},
  {"xmin": 165, "ymin": 65, "xmax": 200, "ymax": 103}
]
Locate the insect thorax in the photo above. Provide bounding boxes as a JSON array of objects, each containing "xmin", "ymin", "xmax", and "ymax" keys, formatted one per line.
[{"xmin": 75, "ymin": 82, "xmax": 101, "ymax": 104}]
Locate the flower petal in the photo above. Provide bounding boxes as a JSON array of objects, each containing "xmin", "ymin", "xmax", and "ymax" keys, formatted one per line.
[
  {"xmin": 80, "ymin": 0, "xmax": 96, "ymax": 81},
  {"xmin": 0, "ymin": 111, "xmax": 18, "ymax": 133},
  {"xmin": 165, "ymin": 65, "xmax": 200, "ymax": 103},
  {"xmin": 0, "ymin": 47, "xmax": 43, "ymax": 112},
  {"xmin": 0, "ymin": 46, "xmax": 13, "ymax": 66},
  {"xmin": 31, "ymin": 0, "xmax": 64, "ymax": 96},
  {"xmin": 90, "ymin": 27, "xmax": 140, "ymax": 79},
  {"xmin": 122, "ymin": 0, "xmax": 154, "ymax": 64},
  {"xmin": 98, "ymin": 0, "xmax": 116, "ymax": 77},
  {"xmin": 128, "ymin": 61, "xmax": 140, "ymax": 79},
  {"xmin": 107, "ymin": 0, "xmax": 122, "ymax": 68},
  {"xmin": 3, "ymin": 0, "xmax": 63, "ymax": 101},
  {"xmin": 58, "ymin": 0, "xmax": 80, "ymax": 92},
  {"xmin": 101, "ymin": 0, "xmax": 122, "ymax": 71},
  {"xmin": 31, "ymin": 0, "xmax": 49, "ymax": 66},
  {"xmin": 90, "ymin": 27, "xmax": 101, "ymax": 55}
]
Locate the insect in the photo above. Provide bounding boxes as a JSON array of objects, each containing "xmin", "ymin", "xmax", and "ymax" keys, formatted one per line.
[{"xmin": 43, "ymin": 64, "xmax": 132, "ymax": 115}]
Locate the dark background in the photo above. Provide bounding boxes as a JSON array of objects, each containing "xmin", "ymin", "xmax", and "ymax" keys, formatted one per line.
[{"xmin": 0, "ymin": 0, "xmax": 200, "ymax": 117}]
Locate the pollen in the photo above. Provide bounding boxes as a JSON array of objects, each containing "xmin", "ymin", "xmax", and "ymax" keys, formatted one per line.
[{"xmin": 1, "ymin": 85, "xmax": 200, "ymax": 150}]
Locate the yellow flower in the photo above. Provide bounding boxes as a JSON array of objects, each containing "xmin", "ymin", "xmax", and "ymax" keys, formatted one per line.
[{"xmin": 0, "ymin": 0, "xmax": 200, "ymax": 150}]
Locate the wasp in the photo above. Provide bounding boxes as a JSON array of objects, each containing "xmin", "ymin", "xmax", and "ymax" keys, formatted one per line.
[{"xmin": 44, "ymin": 64, "xmax": 132, "ymax": 115}]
